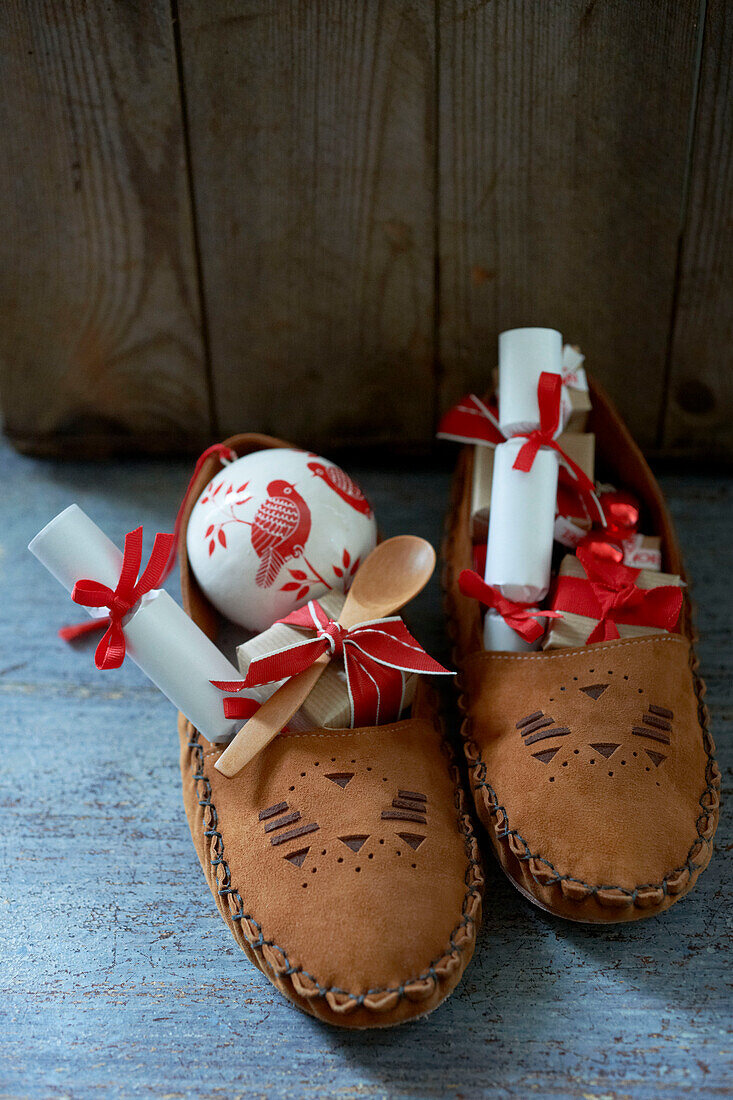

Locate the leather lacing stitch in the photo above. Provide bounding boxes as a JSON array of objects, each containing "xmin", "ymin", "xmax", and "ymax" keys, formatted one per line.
[
  {"xmin": 186, "ymin": 698, "xmax": 483, "ymax": 1011},
  {"xmin": 461, "ymin": 729, "xmax": 718, "ymax": 901},
  {"xmin": 439, "ymin": 446, "xmax": 721, "ymax": 908}
]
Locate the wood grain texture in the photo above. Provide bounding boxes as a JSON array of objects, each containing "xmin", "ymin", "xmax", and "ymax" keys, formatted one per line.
[
  {"xmin": 437, "ymin": 0, "xmax": 704, "ymax": 450},
  {"xmin": 0, "ymin": 1, "xmax": 210, "ymax": 455},
  {"xmin": 178, "ymin": 0, "xmax": 436, "ymax": 448},
  {"xmin": 2, "ymin": 438, "xmax": 730, "ymax": 1096},
  {"xmin": 663, "ymin": 0, "xmax": 733, "ymax": 458}
]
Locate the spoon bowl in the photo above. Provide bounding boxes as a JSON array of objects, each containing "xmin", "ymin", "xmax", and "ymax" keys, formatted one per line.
[{"xmin": 337, "ymin": 535, "xmax": 436, "ymax": 628}]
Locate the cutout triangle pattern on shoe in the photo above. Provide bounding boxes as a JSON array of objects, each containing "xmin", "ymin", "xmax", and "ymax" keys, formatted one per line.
[
  {"xmin": 283, "ymin": 847, "xmax": 309, "ymax": 867},
  {"xmin": 532, "ymin": 747, "xmax": 560, "ymax": 764},
  {"xmin": 339, "ymin": 835, "xmax": 369, "ymax": 852},
  {"xmin": 589, "ymin": 742, "xmax": 620, "ymax": 759},
  {"xmin": 645, "ymin": 749, "xmax": 667, "ymax": 767},
  {"xmin": 397, "ymin": 832, "xmax": 426, "ymax": 850},
  {"xmin": 325, "ymin": 772, "xmax": 354, "ymax": 788},
  {"xmin": 580, "ymin": 683, "xmax": 609, "ymax": 700}
]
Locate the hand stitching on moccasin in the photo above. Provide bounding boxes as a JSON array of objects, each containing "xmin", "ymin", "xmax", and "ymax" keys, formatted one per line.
[{"xmin": 187, "ymin": 728, "xmax": 484, "ymax": 1008}]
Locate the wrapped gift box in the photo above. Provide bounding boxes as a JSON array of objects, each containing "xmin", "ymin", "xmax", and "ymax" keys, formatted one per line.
[
  {"xmin": 560, "ymin": 345, "xmax": 592, "ymax": 431},
  {"xmin": 623, "ymin": 534, "xmax": 662, "ymax": 571},
  {"xmin": 560, "ymin": 432, "xmax": 595, "ymax": 481},
  {"xmin": 543, "ymin": 552, "xmax": 683, "ymax": 650},
  {"xmin": 237, "ymin": 590, "xmax": 417, "ymax": 730},
  {"xmin": 553, "ymin": 432, "xmax": 596, "ymax": 547},
  {"xmin": 544, "ymin": 607, "xmax": 668, "ymax": 649}
]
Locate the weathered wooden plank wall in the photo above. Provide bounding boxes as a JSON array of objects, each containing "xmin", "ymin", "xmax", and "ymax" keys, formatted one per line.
[
  {"xmin": 663, "ymin": 0, "xmax": 733, "ymax": 458},
  {"xmin": 178, "ymin": 0, "xmax": 436, "ymax": 447},
  {"xmin": 0, "ymin": 1, "xmax": 210, "ymax": 456},
  {"xmin": 0, "ymin": 0, "xmax": 729, "ymax": 457},
  {"xmin": 437, "ymin": 0, "xmax": 703, "ymax": 451}
]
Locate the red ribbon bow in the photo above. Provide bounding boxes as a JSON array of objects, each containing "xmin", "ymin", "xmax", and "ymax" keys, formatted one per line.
[
  {"xmin": 458, "ymin": 569, "xmax": 562, "ymax": 643},
  {"xmin": 213, "ymin": 600, "xmax": 451, "ymax": 728},
  {"xmin": 513, "ymin": 372, "xmax": 604, "ymax": 525},
  {"xmin": 60, "ymin": 443, "xmax": 239, "ymax": 655},
  {"xmin": 436, "ymin": 394, "xmax": 505, "ymax": 446},
  {"xmin": 63, "ymin": 527, "xmax": 175, "ymax": 670},
  {"xmin": 552, "ymin": 548, "xmax": 682, "ymax": 644}
]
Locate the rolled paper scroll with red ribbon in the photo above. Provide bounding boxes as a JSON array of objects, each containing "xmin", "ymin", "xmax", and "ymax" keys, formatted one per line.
[
  {"xmin": 484, "ymin": 349, "xmax": 564, "ymax": 606},
  {"xmin": 213, "ymin": 598, "xmax": 451, "ymax": 729},
  {"xmin": 511, "ymin": 372, "xmax": 603, "ymax": 521},
  {"xmin": 498, "ymin": 327, "xmax": 564, "ymax": 437},
  {"xmin": 28, "ymin": 504, "xmax": 244, "ymax": 742},
  {"xmin": 458, "ymin": 569, "xmax": 563, "ymax": 652},
  {"xmin": 67, "ymin": 525, "xmax": 174, "ymax": 670},
  {"xmin": 543, "ymin": 549, "xmax": 683, "ymax": 649},
  {"xmin": 484, "ymin": 369, "xmax": 605, "ymax": 608},
  {"xmin": 483, "ymin": 436, "xmax": 561, "ymax": 604}
]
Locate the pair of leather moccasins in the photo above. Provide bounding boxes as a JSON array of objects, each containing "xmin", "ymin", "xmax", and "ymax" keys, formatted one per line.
[{"xmin": 177, "ymin": 379, "xmax": 720, "ymax": 1029}]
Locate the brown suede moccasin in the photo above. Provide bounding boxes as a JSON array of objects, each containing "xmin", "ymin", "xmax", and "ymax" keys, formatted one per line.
[
  {"xmin": 442, "ymin": 380, "xmax": 720, "ymax": 923},
  {"xmin": 178, "ymin": 433, "xmax": 483, "ymax": 1027}
]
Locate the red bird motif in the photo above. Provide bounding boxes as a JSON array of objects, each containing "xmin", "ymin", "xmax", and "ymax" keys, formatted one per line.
[
  {"xmin": 308, "ymin": 462, "xmax": 373, "ymax": 517},
  {"xmin": 250, "ymin": 480, "xmax": 312, "ymax": 588}
]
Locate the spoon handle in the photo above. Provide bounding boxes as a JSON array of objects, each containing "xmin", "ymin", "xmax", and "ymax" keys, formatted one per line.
[{"xmin": 214, "ymin": 654, "xmax": 330, "ymax": 777}]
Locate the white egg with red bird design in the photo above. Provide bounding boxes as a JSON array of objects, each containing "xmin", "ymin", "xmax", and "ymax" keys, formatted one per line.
[{"xmin": 186, "ymin": 448, "xmax": 377, "ymax": 631}]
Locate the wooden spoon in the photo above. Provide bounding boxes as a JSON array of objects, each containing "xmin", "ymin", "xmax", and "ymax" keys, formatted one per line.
[{"xmin": 214, "ymin": 536, "xmax": 436, "ymax": 777}]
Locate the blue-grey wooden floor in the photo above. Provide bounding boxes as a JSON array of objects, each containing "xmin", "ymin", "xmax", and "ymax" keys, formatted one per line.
[{"xmin": 1, "ymin": 437, "xmax": 730, "ymax": 1099}]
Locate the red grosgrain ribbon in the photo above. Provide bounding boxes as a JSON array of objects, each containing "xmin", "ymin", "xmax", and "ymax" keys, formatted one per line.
[
  {"xmin": 212, "ymin": 693, "xmax": 262, "ymax": 721},
  {"xmin": 552, "ymin": 548, "xmax": 682, "ymax": 644},
  {"xmin": 436, "ymin": 394, "xmax": 505, "ymax": 446},
  {"xmin": 512, "ymin": 372, "xmax": 604, "ymax": 524},
  {"xmin": 63, "ymin": 526, "xmax": 175, "ymax": 670},
  {"xmin": 556, "ymin": 465, "xmax": 592, "ymax": 524},
  {"xmin": 458, "ymin": 569, "xmax": 562, "ymax": 643},
  {"xmin": 577, "ymin": 535, "xmax": 624, "ymax": 565},
  {"xmin": 60, "ymin": 442, "xmax": 237, "ymax": 649},
  {"xmin": 213, "ymin": 600, "xmax": 451, "ymax": 728}
]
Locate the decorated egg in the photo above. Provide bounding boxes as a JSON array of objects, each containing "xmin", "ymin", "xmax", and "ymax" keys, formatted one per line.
[{"xmin": 186, "ymin": 448, "xmax": 377, "ymax": 632}]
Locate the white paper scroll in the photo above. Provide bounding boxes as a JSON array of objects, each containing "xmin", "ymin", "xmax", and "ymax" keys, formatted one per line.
[
  {"xmin": 498, "ymin": 327, "xmax": 563, "ymax": 437},
  {"xmin": 484, "ymin": 439, "xmax": 559, "ymax": 604},
  {"xmin": 482, "ymin": 609, "xmax": 543, "ymax": 653},
  {"xmin": 28, "ymin": 504, "xmax": 246, "ymax": 743}
]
